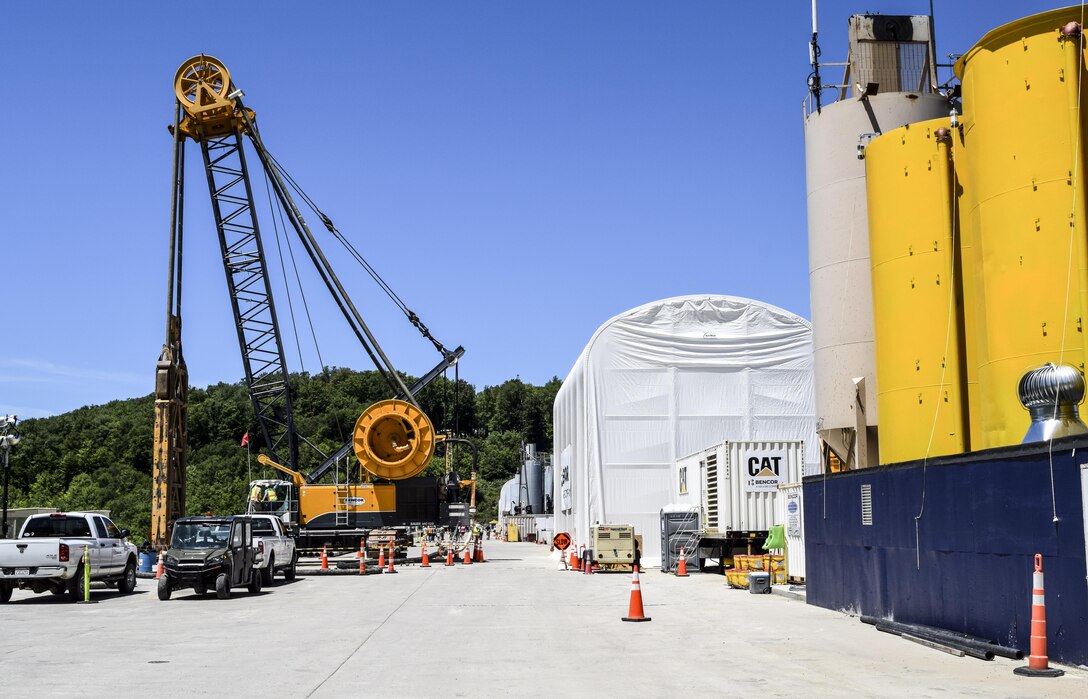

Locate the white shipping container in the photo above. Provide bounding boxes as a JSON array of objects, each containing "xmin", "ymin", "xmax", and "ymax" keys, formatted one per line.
[{"xmin": 672, "ymin": 441, "xmax": 804, "ymax": 534}]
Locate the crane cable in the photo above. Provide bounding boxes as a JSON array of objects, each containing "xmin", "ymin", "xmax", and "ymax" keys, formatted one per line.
[
  {"xmin": 262, "ymin": 149, "xmax": 449, "ymax": 355},
  {"xmin": 262, "ymin": 167, "xmax": 310, "ymax": 372}
]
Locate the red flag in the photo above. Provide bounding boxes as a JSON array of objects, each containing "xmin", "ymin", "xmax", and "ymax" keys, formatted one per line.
[{"xmin": 241, "ymin": 432, "xmax": 249, "ymax": 447}]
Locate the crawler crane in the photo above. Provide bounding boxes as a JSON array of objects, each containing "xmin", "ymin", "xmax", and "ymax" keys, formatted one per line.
[{"xmin": 150, "ymin": 55, "xmax": 465, "ymax": 551}]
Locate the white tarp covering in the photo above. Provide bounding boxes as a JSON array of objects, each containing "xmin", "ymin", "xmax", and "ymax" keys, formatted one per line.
[
  {"xmin": 498, "ymin": 477, "xmax": 519, "ymax": 515},
  {"xmin": 552, "ymin": 295, "xmax": 816, "ymax": 568}
]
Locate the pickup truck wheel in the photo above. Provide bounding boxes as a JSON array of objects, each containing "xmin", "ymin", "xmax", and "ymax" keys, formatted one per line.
[
  {"xmin": 0, "ymin": 585, "xmax": 12, "ymax": 603},
  {"xmin": 66, "ymin": 567, "xmax": 86, "ymax": 602},
  {"xmin": 215, "ymin": 573, "xmax": 231, "ymax": 600},
  {"xmin": 118, "ymin": 560, "xmax": 137, "ymax": 594},
  {"xmin": 261, "ymin": 554, "xmax": 274, "ymax": 586},
  {"xmin": 284, "ymin": 553, "xmax": 297, "ymax": 581},
  {"xmin": 157, "ymin": 575, "xmax": 172, "ymax": 601}
]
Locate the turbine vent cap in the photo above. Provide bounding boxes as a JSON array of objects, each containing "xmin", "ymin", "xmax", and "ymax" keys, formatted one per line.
[{"xmin": 1018, "ymin": 363, "xmax": 1085, "ymax": 409}]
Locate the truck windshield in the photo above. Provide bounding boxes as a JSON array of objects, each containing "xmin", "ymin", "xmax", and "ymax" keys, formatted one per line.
[
  {"xmin": 172, "ymin": 522, "xmax": 231, "ymax": 549},
  {"xmin": 21, "ymin": 516, "xmax": 92, "ymax": 538}
]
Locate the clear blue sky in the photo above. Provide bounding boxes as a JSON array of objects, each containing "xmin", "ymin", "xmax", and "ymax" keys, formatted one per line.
[{"xmin": 0, "ymin": 1, "xmax": 1037, "ymax": 418}]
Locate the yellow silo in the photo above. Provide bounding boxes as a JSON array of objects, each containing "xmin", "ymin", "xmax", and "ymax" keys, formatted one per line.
[
  {"xmin": 955, "ymin": 7, "xmax": 1088, "ymax": 449},
  {"xmin": 865, "ymin": 118, "xmax": 969, "ymax": 463}
]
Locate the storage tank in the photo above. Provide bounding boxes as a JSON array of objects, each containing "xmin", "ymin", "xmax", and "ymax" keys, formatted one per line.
[
  {"xmin": 524, "ymin": 444, "xmax": 543, "ymax": 515},
  {"xmin": 955, "ymin": 7, "xmax": 1088, "ymax": 449},
  {"xmin": 864, "ymin": 118, "xmax": 969, "ymax": 463},
  {"xmin": 805, "ymin": 13, "xmax": 951, "ymax": 470},
  {"xmin": 542, "ymin": 460, "xmax": 554, "ymax": 514}
]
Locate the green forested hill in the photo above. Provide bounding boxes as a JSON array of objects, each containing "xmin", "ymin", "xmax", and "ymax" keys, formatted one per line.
[{"xmin": 5, "ymin": 369, "xmax": 560, "ymax": 542}]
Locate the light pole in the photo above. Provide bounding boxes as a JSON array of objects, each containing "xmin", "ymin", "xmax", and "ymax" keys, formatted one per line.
[{"xmin": 0, "ymin": 415, "xmax": 20, "ymax": 539}]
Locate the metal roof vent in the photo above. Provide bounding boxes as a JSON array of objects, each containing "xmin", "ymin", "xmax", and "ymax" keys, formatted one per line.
[{"xmin": 1018, "ymin": 363, "xmax": 1088, "ymax": 443}]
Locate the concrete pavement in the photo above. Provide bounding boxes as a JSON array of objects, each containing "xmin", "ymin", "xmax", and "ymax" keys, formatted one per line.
[{"xmin": 0, "ymin": 541, "xmax": 1085, "ymax": 698}]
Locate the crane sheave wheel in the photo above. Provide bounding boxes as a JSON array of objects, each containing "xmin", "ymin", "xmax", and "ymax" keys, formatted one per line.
[
  {"xmin": 353, "ymin": 399, "xmax": 436, "ymax": 480},
  {"xmin": 174, "ymin": 54, "xmax": 232, "ymax": 110}
]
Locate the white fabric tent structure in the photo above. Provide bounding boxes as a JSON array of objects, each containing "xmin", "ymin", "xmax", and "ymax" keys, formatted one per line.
[
  {"xmin": 552, "ymin": 295, "xmax": 816, "ymax": 567},
  {"xmin": 498, "ymin": 477, "xmax": 519, "ymax": 515}
]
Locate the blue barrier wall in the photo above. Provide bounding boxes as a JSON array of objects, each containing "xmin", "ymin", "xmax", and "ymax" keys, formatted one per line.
[{"xmin": 803, "ymin": 437, "xmax": 1088, "ymax": 665}]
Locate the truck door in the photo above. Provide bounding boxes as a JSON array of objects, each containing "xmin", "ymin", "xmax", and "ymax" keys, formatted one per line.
[
  {"xmin": 230, "ymin": 522, "xmax": 245, "ymax": 586},
  {"xmin": 89, "ymin": 516, "xmax": 116, "ymax": 574},
  {"xmin": 100, "ymin": 517, "xmax": 126, "ymax": 573}
]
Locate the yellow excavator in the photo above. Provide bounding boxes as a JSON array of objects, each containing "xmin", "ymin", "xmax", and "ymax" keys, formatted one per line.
[{"xmin": 150, "ymin": 55, "xmax": 468, "ymax": 552}]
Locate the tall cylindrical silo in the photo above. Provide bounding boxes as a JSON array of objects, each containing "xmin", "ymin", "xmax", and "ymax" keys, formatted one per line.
[
  {"xmin": 955, "ymin": 7, "xmax": 1088, "ymax": 449},
  {"xmin": 526, "ymin": 455, "xmax": 543, "ymax": 515},
  {"xmin": 805, "ymin": 13, "xmax": 950, "ymax": 469},
  {"xmin": 865, "ymin": 117, "xmax": 969, "ymax": 464}
]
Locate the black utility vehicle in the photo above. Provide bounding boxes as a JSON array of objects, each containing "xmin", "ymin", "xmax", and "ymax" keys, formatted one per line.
[{"xmin": 157, "ymin": 516, "xmax": 262, "ymax": 600}]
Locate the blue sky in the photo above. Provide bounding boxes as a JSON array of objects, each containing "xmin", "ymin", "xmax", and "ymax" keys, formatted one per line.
[{"xmin": 0, "ymin": 1, "xmax": 1039, "ymax": 418}]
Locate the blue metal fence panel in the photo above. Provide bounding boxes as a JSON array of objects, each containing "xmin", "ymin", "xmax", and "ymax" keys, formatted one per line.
[{"xmin": 803, "ymin": 437, "xmax": 1088, "ymax": 665}]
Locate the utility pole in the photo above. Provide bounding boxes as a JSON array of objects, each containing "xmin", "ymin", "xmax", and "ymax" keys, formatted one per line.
[{"xmin": 0, "ymin": 415, "xmax": 20, "ymax": 539}]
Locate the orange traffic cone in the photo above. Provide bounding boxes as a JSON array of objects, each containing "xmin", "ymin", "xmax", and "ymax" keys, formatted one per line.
[
  {"xmin": 569, "ymin": 547, "xmax": 578, "ymax": 571},
  {"xmin": 621, "ymin": 566, "xmax": 651, "ymax": 622},
  {"xmin": 584, "ymin": 550, "xmax": 593, "ymax": 575},
  {"xmin": 377, "ymin": 545, "xmax": 386, "ymax": 569},
  {"xmin": 445, "ymin": 546, "xmax": 454, "ymax": 566},
  {"xmin": 475, "ymin": 542, "xmax": 485, "ymax": 563},
  {"xmin": 357, "ymin": 537, "xmax": 365, "ymax": 558},
  {"xmin": 359, "ymin": 554, "xmax": 366, "ymax": 575},
  {"xmin": 386, "ymin": 546, "xmax": 397, "ymax": 574},
  {"xmin": 573, "ymin": 547, "xmax": 582, "ymax": 572},
  {"xmin": 1014, "ymin": 554, "xmax": 1064, "ymax": 677},
  {"xmin": 675, "ymin": 547, "xmax": 689, "ymax": 577},
  {"xmin": 463, "ymin": 545, "xmax": 472, "ymax": 565},
  {"xmin": 421, "ymin": 541, "xmax": 431, "ymax": 568},
  {"xmin": 155, "ymin": 550, "xmax": 164, "ymax": 579},
  {"xmin": 320, "ymin": 545, "xmax": 329, "ymax": 571}
]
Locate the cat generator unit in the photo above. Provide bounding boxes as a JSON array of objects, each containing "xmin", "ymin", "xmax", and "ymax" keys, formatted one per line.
[{"xmin": 150, "ymin": 55, "xmax": 468, "ymax": 552}]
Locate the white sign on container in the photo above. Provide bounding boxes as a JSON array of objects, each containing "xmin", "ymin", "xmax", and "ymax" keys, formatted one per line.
[
  {"xmin": 786, "ymin": 491, "xmax": 802, "ymax": 537},
  {"xmin": 741, "ymin": 448, "xmax": 788, "ymax": 492}
]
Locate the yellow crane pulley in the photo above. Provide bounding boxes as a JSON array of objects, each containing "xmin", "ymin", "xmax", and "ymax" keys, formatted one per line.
[
  {"xmin": 173, "ymin": 54, "xmax": 252, "ymax": 141},
  {"xmin": 353, "ymin": 399, "xmax": 439, "ymax": 480}
]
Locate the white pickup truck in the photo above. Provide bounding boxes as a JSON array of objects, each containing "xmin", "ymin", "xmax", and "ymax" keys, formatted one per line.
[
  {"xmin": 250, "ymin": 514, "xmax": 296, "ymax": 585},
  {"xmin": 0, "ymin": 512, "xmax": 139, "ymax": 603}
]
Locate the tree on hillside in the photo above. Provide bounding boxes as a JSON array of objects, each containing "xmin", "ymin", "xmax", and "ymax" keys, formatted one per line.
[{"xmin": 3, "ymin": 368, "xmax": 563, "ymax": 537}]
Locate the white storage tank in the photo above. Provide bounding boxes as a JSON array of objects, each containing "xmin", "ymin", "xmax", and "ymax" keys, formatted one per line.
[{"xmin": 805, "ymin": 13, "xmax": 951, "ymax": 470}]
